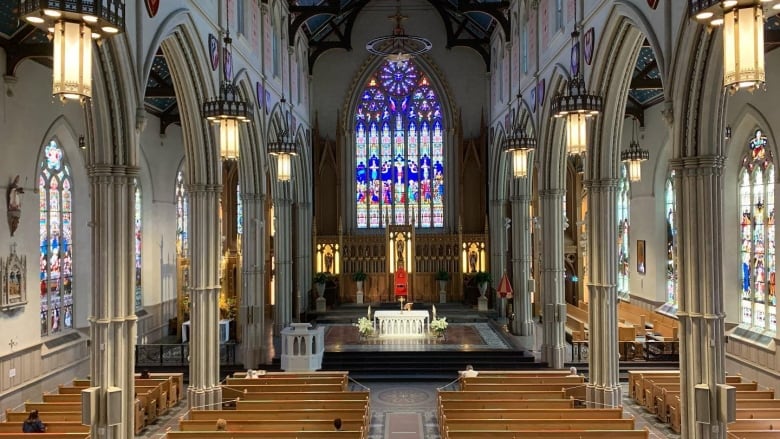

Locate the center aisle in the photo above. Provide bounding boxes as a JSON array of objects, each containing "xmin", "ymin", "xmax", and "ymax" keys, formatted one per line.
[{"xmin": 364, "ymin": 381, "xmax": 446, "ymax": 439}]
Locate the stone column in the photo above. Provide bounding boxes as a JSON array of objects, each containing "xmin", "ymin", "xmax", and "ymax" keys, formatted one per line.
[
  {"xmin": 294, "ymin": 202, "xmax": 312, "ymax": 316},
  {"xmin": 489, "ymin": 198, "xmax": 506, "ymax": 312},
  {"xmin": 674, "ymin": 157, "xmax": 727, "ymax": 439},
  {"xmin": 539, "ymin": 189, "xmax": 566, "ymax": 369},
  {"xmin": 511, "ymin": 190, "xmax": 534, "ymax": 336},
  {"xmin": 585, "ymin": 179, "xmax": 621, "ymax": 408},
  {"xmin": 88, "ymin": 165, "xmax": 137, "ymax": 439},
  {"xmin": 240, "ymin": 193, "xmax": 266, "ymax": 368},
  {"xmin": 274, "ymin": 197, "xmax": 293, "ymax": 332},
  {"xmin": 187, "ymin": 184, "xmax": 222, "ymax": 410}
]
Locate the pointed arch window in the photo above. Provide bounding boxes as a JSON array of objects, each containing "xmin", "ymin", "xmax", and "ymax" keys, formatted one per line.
[
  {"xmin": 740, "ymin": 129, "xmax": 776, "ymax": 331},
  {"xmin": 134, "ymin": 180, "xmax": 143, "ymax": 310},
  {"xmin": 355, "ymin": 59, "xmax": 445, "ymax": 229},
  {"xmin": 39, "ymin": 140, "xmax": 74, "ymax": 336},
  {"xmin": 665, "ymin": 170, "xmax": 678, "ymax": 306},
  {"xmin": 617, "ymin": 163, "xmax": 631, "ymax": 300},
  {"xmin": 176, "ymin": 169, "xmax": 189, "ymax": 257}
]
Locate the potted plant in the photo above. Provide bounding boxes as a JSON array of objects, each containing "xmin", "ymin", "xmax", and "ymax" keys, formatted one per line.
[
  {"xmin": 356, "ymin": 316, "xmax": 374, "ymax": 338},
  {"xmin": 430, "ymin": 316, "xmax": 448, "ymax": 338},
  {"xmin": 352, "ymin": 270, "xmax": 367, "ymax": 303},
  {"xmin": 474, "ymin": 271, "xmax": 492, "ymax": 297},
  {"xmin": 313, "ymin": 272, "xmax": 330, "ymax": 298}
]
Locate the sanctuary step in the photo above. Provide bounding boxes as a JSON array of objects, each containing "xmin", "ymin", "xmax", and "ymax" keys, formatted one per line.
[{"xmin": 320, "ymin": 349, "xmax": 541, "ymax": 381}]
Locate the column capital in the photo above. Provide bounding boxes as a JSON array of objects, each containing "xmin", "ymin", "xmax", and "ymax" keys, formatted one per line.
[
  {"xmin": 510, "ymin": 194, "xmax": 532, "ymax": 203},
  {"xmin": 187, "ymin": 183, "xmax": 222, "ymax": 194},
  {"xmin": 241, "ymin": 193, "xmax": 266, "ymax": 202},
  {"xmin": 670, "ymin": 155, "xmax": 725, "ymax": 173},
  {"xmin": 584, "ymin": 178, "xmax": 618, "ymax": 190},
  {"xmin": 87, "ymin": 164, "xmax": 140, "ymax": 178},
  {"xmin": 538, "ymin": 189, "xmax": 565, "ymax": 199}
]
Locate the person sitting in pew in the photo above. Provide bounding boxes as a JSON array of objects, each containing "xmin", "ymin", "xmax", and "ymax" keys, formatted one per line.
[
  {"xmin": 22, "ymin": 410, "xmax": 46, "ymax": 433},
  {"xmin": 215, "ymin": 419, "xmax": 227, "ymax": 431},
  {"xmin": 333, "ymin": 418, "xmax": 342, "ymax": 431},
  {"xmin": 460, "ymin": 364, "xmax": 479, "ymax": 378}
]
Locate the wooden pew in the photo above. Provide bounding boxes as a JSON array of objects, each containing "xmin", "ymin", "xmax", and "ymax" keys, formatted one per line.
[
  {"xmin": 232, "ymin": 371, "xmax": 349, "ymax": 378},
  {"xmin": 439, "ymin": 408, "xmax": 624, "ymax": 420},
  {"xmin": 728, "ymin": 433, "xmax": 780, "ymax": 439},
  {"xmin": 222, "ymin": 383, "xmax": 347, "ymax": 400},
  {"xmin": 5, "ymin": 412, "xmax": 82, "ymax": 423},
  {"xmin": 669, "ymin": 392, "xmax": 778, "ymax": 433},
  {"xmin": 0, "ymin": 422, "xmax": 89, "ymax": 433},
  {"xmin": 438, "ymin": 390, "xmax": 567, "ymax": 401},
  {"xmin": 440, "ymin": 418, "xmax": 636, "ymax": 431},
  {"xmin": 0, "ymin": 434, "xmax": 88, "ymax": 439},
  {"xmin": 737, "ymin": 409, "xmax": 780, "ymax": 419},
  {"xmin": 166, "ymin": 432, "xmax": 363, "ymax": 439},
  {"xmin": 136, "ymin": 377, "xmax": 176, "ymax": 408},
  {"xmin": 179, "ymin": 419, "xmax": 364, "ymax": 432},
  {"xmin": 230, "ymin": 391, "xmax": 370, "ymax": 402},
  {"xmin": 739, "ymin": 399, "xmax": 780, "ymax": 408},
  {"xmin": 474, "ymin": 370, "xmax": 573, "ymax": 377},
  {"xmin": 24, "ymin": 403, "xmax": 81, "ymax": 413},
  {"xmin": 236, "ymin": 399, "xmax": 369, "ymax": 411},
  {"xmin": 628, "ymin": 370, "xmax": 678, "ymax": 402},
  {"xmin": 136, "ymin": 384, "xmax": 168, "ymax": 417},
  {"xmin": 42, "ymin": 394, "xmax": 81, "ymax": 403},
  {"xmin": 188, "ymin": 409, "xmax": 369, "ymax": 422},
  {"xmin": 136, "ymin": 372, "xmax": 184, "ymax": 403},
  {"xmin": 459, "ymin": 382, "xmax": 586, "ymax": 401},
  {"xmin": 224, "ymin": 376, "xmax": 347, "ymax": 387},
  {"xmin": 71, "ymin": 379, "xmax": 91, "ymax": 387},
  {"xmin": 731, "ymin": 419, "xmax": 780, "ymax": 430},
  {"xmin": 460, "ymin": 376, "xmax": 584, "ymax": 386},
  {"xmin": 444, "ymin": 430, "xmax": 649, "ymax": 439},
  {"xmin": 438, "ymin": 399, "xmax": 574, "ymax": 411}
]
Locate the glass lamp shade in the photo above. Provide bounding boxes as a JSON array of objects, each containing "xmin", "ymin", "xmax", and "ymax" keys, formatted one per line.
[
  {"xmin": 218, "ymin": 118, "xmax": 241, "ymax": 160},
  {"xmin": 723, "ymin": 6, "xmax": 765, "ymax": 92},
  {"xmin": 52, "ymin": 21, "xmax": 92, "ymax": 101},
  {"xmin": 621, "ymin": 140, "xmax": 649, "ymax": 182},
  {"xmin": 512, "ymin": 149, "xmax": 529, "ymax": 179},
  {"xmin": 627, "ymin": 160, "xmax": 643, "ymax": 182},
  {"xmin": 565, "ymin": 113, "xmax": 589, "ymax": 155},
  {"xmin": 277, "ymin": 154, "xmax": 292, "ymax": 182}
]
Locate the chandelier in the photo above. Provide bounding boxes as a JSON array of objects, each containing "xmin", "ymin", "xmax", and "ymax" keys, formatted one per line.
[
  {"xmin": 551, "ymin": 4, "xmax": 602, "ymax": 156},
  {"xmin": 366, "ymin": 0, "xmax": 432, "ymax": 67},
  {"xmin": 202, "ymin": 30, "xmax": 252, "ymax": 160},
  {"xmin": 19, "ymin": 0, "xmax": 125, "ymax": 103},
  {"xmin": 502, "ymin": 100, "xmax": 536, "ymax": 179},
  {"xmin": 268, "ymin": 98, "xmax": 298, "ymax": 182},
  {"xmin": 621, "ymin": 118, "xmax": 649, "ymax": 182},
  {"xmin": 689, "ymin": 1, "xmax": 780, "ymax": 93}
]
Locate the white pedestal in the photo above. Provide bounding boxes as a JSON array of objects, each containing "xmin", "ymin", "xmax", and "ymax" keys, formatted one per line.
[
  {"xmin": 478, "ymin": 296, "xmax": 488, "ymax": 311},
  {"xmin": 356, "ymin": 291, "xmax": 364, "ymax": 304},
  {"xmin": 315, "ymin": 296, "xmax": 327, "ymax": 313},
  {"xmin": 439, "ymin": 291, "xmax": 447, "ymax": 304}
]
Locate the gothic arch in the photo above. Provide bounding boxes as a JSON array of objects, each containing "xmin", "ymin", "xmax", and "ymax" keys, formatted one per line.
[{"xmin": 536, "ymin": 66, "xmax": 570, "ymax": 191}]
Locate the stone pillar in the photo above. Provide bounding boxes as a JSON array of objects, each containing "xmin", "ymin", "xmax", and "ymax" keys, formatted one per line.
[
  {"xmin": 88, "ymin": 166, "xmax": 137, "ymax": 439},
  {"xmin": 294, "ymin": 202, "xmax": 312, "ymax": 316},
  {"xmin": 187, "ymin": 184, "xmax": 222, "ymax": 410},
  {"xmin": 240, "ymin": 194, "xmax": 266, "ymax": 368},
  {"xmin": 511, "ymin": 190, "xmax": 534, "ymax": 336},
  {"xmin": 274, "ymin": 197, "xmax": 293, "ymax": 332},
  {"xmin": 674, "ymin": 157, "xmax": 727, "ymax": 439},
  {"xmin": 585, "ymin": 179, "xmax": 621, "ymax": 408},
  {"xmin": 539, "ymin": 189, "xmax": 566, "ymax": 369},
  {"xmin": 489, "ymin": 198, "xmax": 506, "ymax": 311}
]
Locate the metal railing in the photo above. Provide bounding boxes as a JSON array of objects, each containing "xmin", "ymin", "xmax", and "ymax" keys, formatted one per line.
[{"xmin": 135, "ymin": 342, "xmax": 237, "ymax": 367}]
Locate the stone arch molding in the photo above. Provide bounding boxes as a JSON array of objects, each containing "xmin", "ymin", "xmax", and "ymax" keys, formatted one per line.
[{"xmin": 725, "ymin": 104, "xmax": 779, "ymax": 183}]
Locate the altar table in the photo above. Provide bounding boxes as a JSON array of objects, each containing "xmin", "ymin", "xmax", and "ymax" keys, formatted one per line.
[{"xmin": 373, "ymin": 310, "xmax": 430, "ymax": 337}]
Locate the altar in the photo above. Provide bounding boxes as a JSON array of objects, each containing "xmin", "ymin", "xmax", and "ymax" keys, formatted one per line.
[{"xmin": 373, "ymin": 310, "xmax": 430, "ymax": 337}]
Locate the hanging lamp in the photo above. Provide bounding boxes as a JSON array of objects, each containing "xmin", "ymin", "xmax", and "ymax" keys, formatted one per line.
[
  {"xmin": 268, "ymin": 97, "xmax": 298, "ymax": 182},
  {"xmin": 621, "ymin": 118, "xmax": 649, "ymax": 182},
  {"xmin": 502, "ymin": 96, "xmax": 536, "ymax": 179}
]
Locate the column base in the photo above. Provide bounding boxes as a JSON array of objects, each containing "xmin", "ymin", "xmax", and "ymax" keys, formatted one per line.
[
  {"xmin": 315, "ymin": 297, "xmax": 327, "ymax": 313},
  {"xmin": 478, "ymin": 296, "xmax": 488, "ymax": 311},
  {"xmin": 586, "ymin": 384, "xmax": 621, "ymax": 408},
  {"xmin": 515, "ymin": 319, "xmax": 535, "ymax": 336},
  {"xmin": 541, "ymin": 344, "xmax": 566, "ymax": 369},
  {"xmin": 188, "ymin": 385, "xmax": 222, "ymax": 411}
]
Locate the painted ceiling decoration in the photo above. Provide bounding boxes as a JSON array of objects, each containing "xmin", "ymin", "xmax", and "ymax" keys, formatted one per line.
[{"xmin": 289, "ymin": 0, "xmax": 510, "ymax": 72}]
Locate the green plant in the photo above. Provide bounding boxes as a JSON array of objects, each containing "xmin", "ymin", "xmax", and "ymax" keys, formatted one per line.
[
  {"xmin": 435, "ymin": 270, "xmax": 450, "ymax": 281},
  {"xmin": 356, "ymin": 317, "xmax": 374, "ymax": 336},
  {"xmin": 313, "ymin": 272, "xmax": 330, "ymax": 284},
  {"xmin": 474, "ymin": 271, "xmax": 492, "ymax": 285},
  {"xmin": 352, "ymin": 270, "xmax": 367, "ymax": 282},
  {"xmin": 430, "ymin": 317, "xmax": 448, "ymax": 335}
]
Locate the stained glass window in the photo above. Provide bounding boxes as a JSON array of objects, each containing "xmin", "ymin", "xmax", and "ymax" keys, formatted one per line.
[
  {"xmin": 135, "ymin": 181, "xmax": 142, "ymax": 311},
  {"xmin": 176, "ymin": 169, "xmax": 189, "ymax": 256},
  {"xmin": 665, "ymin": 170, "xmax": 678, "ymax": 305},
  {"xmin": 237, "ymin": 184, "xmax": 243, "ymax": 236},
  {"xmin": 39, "ymin": 140, "xmax": 74, "ymax": 336},
  {"xmin": 617, "ymin": 164, "xmax": 630, "ymax": 300},
  {"xmin": 355, "ymin": 59, "xmax": 445, "ymax": 229},
  {"xmin": 740, "ymin": 129, "xmax": 776, "ymax": 330}
]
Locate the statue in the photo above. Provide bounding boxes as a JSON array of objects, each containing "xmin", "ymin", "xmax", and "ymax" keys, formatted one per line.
[
  {"xmin": 6, "ymin": 175, "xmax": 23, "ymax": 237},
  {"xmin": 324, "ymin": 251, "xmax": 334, "ymax": 273},
  {"xmin": 468, "ymin": 250, "xmax": 478, "ymax": 273},
  {"xmin": 396, "ymin": 239, "xmax": 405, "ymax": 266}
]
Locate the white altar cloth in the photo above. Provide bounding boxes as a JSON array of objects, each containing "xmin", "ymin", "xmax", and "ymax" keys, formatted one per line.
[{"xmin": 373, "ymin": 310, "xmax": 430, "ymax": 337}]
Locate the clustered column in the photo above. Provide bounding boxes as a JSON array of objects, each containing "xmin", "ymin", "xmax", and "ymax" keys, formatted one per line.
[
  {"xmin": 510, "ymin": 189, "xmax": 534, "ymax": 336},
  {"xmin": 274, "ymin": 197, "xmax": 293, "ymax": 331},
  {"xmin": 674, "ymin": 157, "xmax": 727, "ymax": 439},
  {"xmin": 240, "ymin": 193, "xmax": 266, "ymax": 368},
  {"xmin": 585, "ymin": 179, "xmax": 621, "ymax": 408},
  {"xmin": 294, "ymin": 201, "xmax": 313, "ymax": 316},
  {"xmin": 539, "ymin": 188, "xmax": 566, "ymax": 368},
  {"xmin": 88, "ymin": 165, "xmax": 138, "ymax": 439},
  {"xmin": 187, "ymin": 184, "xmax": 222, "ymax": 410}
]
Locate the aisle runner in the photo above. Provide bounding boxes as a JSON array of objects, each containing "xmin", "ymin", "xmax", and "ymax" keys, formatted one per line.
[{"xmin": 384, "ymin": 412, "xmax": 424, "ymax": 439}]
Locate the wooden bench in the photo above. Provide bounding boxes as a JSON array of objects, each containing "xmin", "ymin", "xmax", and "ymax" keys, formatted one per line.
[
  {"xmin": 224, "ymin": 376, "xmax": 347, "ymax": 387},
  {"xmin": 166, "ymin": 432, "xmax": 363, "ymax": 439},
  {"xmin": 460, "ymin": 376, "xmax": 584, "ymax": 386},
  {"xmin": 232, "ymin": 371, "xmax": 349, "ymax": 378},
  {"xmin": 438, "ymin": 390, "xmax": 567, "ymax": 401},
  {"xmin": 443, "ymin": 430, "xmax": 649, "ymax": 439},
  {"xmin": 438, "ymin": 399, "xmax": 575, "ymax": 410},
  {"xmin": 230, "ymin": 390, "xmax": 370, "ymax": 402},
  {"xmin": 42, "ymin": 394, "xmax": 81, "ymax": 403},
  {"xmin": 440, "ymin": 418, "xmax": 636, "ymax": 431},
  {"xmin": 728, "ymin": 433, "xmax": 780, "ymax": 439},
  {"xmin": 222, "ymin": 383, "xmax": 347, "ymax": 400},
  {"xmin": 731, "ymin": 420, "xmax": 780, "ymax": 430},
  {"xmin": 439, "ymin": 408, "xmax": 624, "ymax": 420},
  {"xmin": 136, "ymin": 377, "xmax": 177, "ymax": 407},
  {"xmin": 136, "ymin": 372, "xmax": 184, "ymax": 402},
  {"xmin": 236, "ymin": 399, "xmax": 369, "ymax": 411},
  {"xmin": 0, "ymin": 422, "xmax": 89, "ymax": 433},
  {"xmin": 0, "ymin": 434, "xmax": 88, "ymax": 439},
  {"xmin": 459, "ymin": 383, "xmax": 586, "ymax": 401},
  {"xmin": 628, "ymin": 370, "xmax": 678, "ymax": 402},
  {"xmin": 5, "ymin": 412, "xmax": 82, "ymax": 423},
  {"xmin": 474, "ymin": 370, "xmax": 573, "ymax": 377},
  {"xmin": 737, "ymin": 408, "xmax": 780, "ymax": 419},
  {"xmin": 188, "ymin": 408, "xmax": 369, "ymax": 422},
  {"xmin": 179, "ymin": 419, "xmax": 365, "ymax": 432},
  {"xmin": 24, "ymin": 403, "xmax": 81, "ymax": 413},
  {"xmin": 668, "ymin": 391, "xmax": 778, "ymax": 433}
]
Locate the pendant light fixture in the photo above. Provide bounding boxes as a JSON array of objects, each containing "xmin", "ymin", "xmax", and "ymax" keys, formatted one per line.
[
  {"xmin": 268, "ymin": 97, "xmax": 298, "ymax": 182},
  {"xmin": 502, "ymin": 96, "xmax": 536, "ymax": 179},
  {"xmin": 551, "ymin": 2, "xmax": 602, "ymax": 156},
  {"xmin": 18, "ymin": 0, "xmax": 125, "ymax": 103},
  {"xmin": 621, "ymin": 118, "xmax": 649, "ymax": 182},
  {"xmin": 202, "ymin": 24, "xmax": 252, "ymax": 160}
]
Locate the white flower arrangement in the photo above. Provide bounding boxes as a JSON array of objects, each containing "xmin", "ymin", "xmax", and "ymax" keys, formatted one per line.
[
  {"xmin": 356, "ymin": 317, "xmax": 374, "ymax": 336},
  {"xmin": 430, "ymin": 317, "xmax": 448, "ymax": 335}
]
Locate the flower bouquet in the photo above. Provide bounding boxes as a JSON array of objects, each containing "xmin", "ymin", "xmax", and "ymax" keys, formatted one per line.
[
  {"xmin": 356, "ymin": 316, "xmax": 374, "ymax": 337},
  {"xmin": 430, "ymin": 317, "xmax": 448, "ymax": 337}
]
